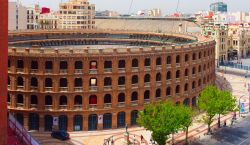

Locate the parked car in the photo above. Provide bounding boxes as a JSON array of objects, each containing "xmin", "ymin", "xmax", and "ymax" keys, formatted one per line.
[{"xmin": 51, "ymin": 130, "xmax": 70, "ymax": 140}]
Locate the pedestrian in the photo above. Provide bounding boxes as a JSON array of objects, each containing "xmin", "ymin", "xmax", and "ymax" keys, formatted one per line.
[
  {"xmin": 224, "ymin": 120, "xmax": 227, "ymax": 127},
  {"xmin": 231, "ymin": 118, "xmax": 234, "ymax": 126},
  {"xmin": 141, "ymin": 135, "xmax": 144, "ymax": 143}
]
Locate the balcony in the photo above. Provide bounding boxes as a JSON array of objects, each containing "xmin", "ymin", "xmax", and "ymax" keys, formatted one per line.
[
  {"xmin": 118, "ymin": 68, "xmax": 125, "ymax": 73},
  {"xmin": 8, "ymin": 85, "xmax": 10, "ymax": 90},
  {"xmin": 45, "ymin": 105, "xmax": 53, "ymax": 111},
  {"xmin": 60, "ymin": 87, "xmax": 68, "ymax": 92},
  {"xmin": 74, "ymin": 87, "xmax": 83, "ymax": 92},
  {"xmin": 16, "ymin": 68, "xmax": 24, "ymax": 73},
  {"xmin": 30, "ymin": 69, "xmax": 38, "ymax": 74},
  {"xmin": 16, "ymin": 103, "xmax": 24, "ymax": 109},
  {"xmin": 176, "ymin": 63, "xmax": 181, "ymax": 67},
  {"xmin": 132, "ymin": 67, "xmax": 139, "ymax": 72},
  {"xmin": 192, "ymin": 89, "xmax": 196, "ymax": 93},
  {"xmin": 104, "ymin": 86, "xmax": 112, "ymax": 91},
  {"xmin": 144, "ymin": 82, "xmax": 150, "ymax": 87},
  {"xmin": 74, "ymin": 105, "xmax": 83, "ymax": 110},
  {"xmin": 192, "ymin": 60, "xmax": 197, "ymax": 64},
  {"xmin": 60, "ymin": 69, "xmax": 67, "ymax": 74},
  {"xmin": 17, "ymin": 86, "xmax": 24, "ymax": 90},
  {"xmin": 45, "ymin": 87, "xmax": 53, "ymax": 92},
  {"xmin": 117, "ymin": 102, "xmax": 125, "ymax": 107},
  {"xmin": 156, "ymin": 97, "xmax": 162, "ymax": 102},
  {"xmin": 185, "ymin": 62, "xmax": 189, "ymax": 66},
  {"xmin": 104, "ymin": 103, "xmax": 112, "ymax": 109},
  {"xmin": 131, "ymin": 100, "xmax": 138, "ymax": 106},
  {"xmin": 176, "ymin": 93, "xmax": 181, "ymax": 98},
  {"xmin": 166, "ymin": 80, "xmax": 171, "ymax": 85},
  {"xmin": 75, "ymin": 69, "xmax": 83, "ymax": 74},
  {"xmin": 59, "ymin": 105, "xmax": 67, "ymax": 110},
  {"xmin": 184, "ymin": 92, "xmax": 189, "ymax": 96},
  {"xmin": 176, "ymin": 78, "xmax": 180, "ymax": 82},
  {"xmin": 8, "ymin": 68, "xmax": 10, "ymax": 72},
  {"xmin": 45, "ymin": 69, "xmax": 52, "ymax": 74},
  {"xmin": 131, "ymin": 84, "xmax": 138, "ymax": 89},
  {"xmin": 89, "ymin": 86, "xmax": 98, "ymax": 91},
  {"xmin": 30, "ymin": 104, "xmax": 38, "ymax": 109},
  {"xmin": 167, "ymin": 64, "xmax": 171, "ymax": 68},
  {"xmin": 104, "ymin": 68, "xmax": 112, "ymax": 73},
  {"xmin": 185, "ymin": 76, "xmax": 188, "ymax": 80},
  {"xmin": 156, "ymin": 65, "xmax": 162, "ymax": 70},
  {"xmin": 118, "ymin": 85, "xmax": 125, "ymax": 90},
  {"xmin": 144, "ymin": 99, "xmax": 150, "ymax": 104},
  {"xmin": 144, "ymin": 66, "xmax": 151, "ymax": 71},
  {"xmin": 89, "ymin": 104, "xmax": 97, "ymax": 110},
  {"xmin": 192, "ymin": 74, "xmax": 196, "ymax": 78},
  {"xmin": 30, "ymin": 86, "xmax": 38, "ymax": 91},
  {"xmin": 89, "ymin": 69, "xmax": 97, "ymax": 74},
  {"xmin": 156, "ymin": 81, "xmax": 162, "ymax": 87}
]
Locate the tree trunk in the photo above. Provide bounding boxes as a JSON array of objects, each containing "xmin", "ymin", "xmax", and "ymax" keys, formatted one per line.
[
  {"xmin": 185, "ymin": 127, "xmax": 189, "ymax": 145},
  {"xmin": 208, "ymin": 123, "xmax": 211, "ymax": 134},
  {"xmin": 172, "ymin": 133, "xmax": 175, "ymax": 145},
  {"xmin": 218, "ymin": 114, "xmax": 221, "ymax": 128}
]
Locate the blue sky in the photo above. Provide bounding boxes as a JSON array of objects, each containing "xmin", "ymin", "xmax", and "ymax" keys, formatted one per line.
[{"xmin": 21, "ymin": 0, "xmax": 250, "ymax": 14}]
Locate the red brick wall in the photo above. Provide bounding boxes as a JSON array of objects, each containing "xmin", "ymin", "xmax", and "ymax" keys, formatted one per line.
[{"xmin": 0, "ymin": 0, "xmax": 8, "ymax": 144}]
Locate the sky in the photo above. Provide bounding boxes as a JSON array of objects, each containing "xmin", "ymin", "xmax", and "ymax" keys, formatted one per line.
[{"xmin": 20, "ymin": 0, "xmax": 250, "ymax": 15}]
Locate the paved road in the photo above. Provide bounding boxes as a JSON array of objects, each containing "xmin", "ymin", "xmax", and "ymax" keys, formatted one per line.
[{"xmin": 190, "ymin": 114, "xmax": 250, "ymax": 145}]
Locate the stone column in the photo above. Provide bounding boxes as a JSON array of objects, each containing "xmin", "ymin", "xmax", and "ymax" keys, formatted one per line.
[
  {"xmin": 112, "ymin": 112, "xmax": 117, "ymax": 129},
  {"xmin": 39, "ymin": 115, "xmax": 44, "ymax": 132},
  {"xmin": 67, "ymin": 115, "xmax": 73, "ymax": 132},
  {"xmin": 23, "ymin": 114, "xmax": 29, "ymax": 130}
]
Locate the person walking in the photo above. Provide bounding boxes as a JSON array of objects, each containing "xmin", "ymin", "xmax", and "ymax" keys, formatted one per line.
[{"xmin": 141, "ymin": 135, "xmax": 144, "ymax": 143}]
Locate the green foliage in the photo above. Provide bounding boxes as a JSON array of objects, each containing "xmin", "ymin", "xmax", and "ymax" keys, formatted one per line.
[{"xmin": 137, "ymin": 102, "xmax": 193, "ymax": 145}]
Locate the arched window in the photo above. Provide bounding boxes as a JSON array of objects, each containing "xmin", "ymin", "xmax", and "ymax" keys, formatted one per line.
[
  {"xmin": 118, "ymin": 60, "xmax": 125, "ymax": 68},
  {"xmin": 74, "ymin": 78, "xmax": 82, "ymax": 87},
  {"xmin": 132, "ymin": 59, "xmax": 138, "ymax": 67},
  {"xmin": 131, "ymin": 92, "xmax": 138, "ymax": 101},
  {"xmin": 29, "ymin": 113, "xmax": 39, "ymax": 130},
  {"xmin": 89, "ymin": 78, "xmax": 97, "ymax": 86},
  {"xmin": 17, "ymin": 77, "xmax": 24, "ymax": 86},
  {"xmin": 60, "ymin": 61, "xmax": 67, "ymax": 70},
  {"xmin": 30, "ymin": 77, "xmax": 38, "ymax": 87},
  {"xmin": 144, "ymin": 58, "xmax": 150, "ymax": 66},
  {"xmin": 167, "ymin": 56, "xmax": 171, "ymax": 64},
  {"xmin": 31, "ymin": 61, "xmax": 38, "ymax": 70},
  {"xmin": 185, "ymin": 83, "xmax": 188, "ymax": 91},
  {"xmin": 131, "ymin": 110, "xmax": 138, "ymax": 126},
  {"xmin": 183, "ymin": 98, "xmax": 190, "ymax": 106},
  {"xmin": 199, "ymin": 52, "xmax": 202, "ymax": 59},
  {"xmin": 117, "ymin": 112, "xmax": 125, "ymax": 128},
  {"xmin": 89, "ymin": 95, "xmax": 97, "ymax": 104},
  {"xmin": 90, "ymin": 61, "xmax": 97, "ymax": 69},
  {"xmin": 204, "ymin": 51, "xmax": 206, "ymax": 57},
  {"xmin": 103, "ymin": 113, "xmax": 112, "ymax": 129},
  {"xmin": 185, "ymin": 69, "xmax": 189, "ymax": 77},
  {"xmin": 74, "ymin": 115, "xmax": 83, "ymax": 131},
  {"xmin": 75, "ymin": 61, "xmax": 83, "ymax": 70},
  {"xmin": 176, "ymin": 55, "xmax": 180, "ymax": 64},
  {"xmin": 44, "ymin": 115, "xmax": 53, "ymax": 131},
  {"xmin": 132, "ymin": 75, "xmax": 138, "ymax": 84},
  {"xmin": 8, "ymin": 59, "xmax": 11, "ymax": 68},
  {"xmin": 118, "ymin": 76, "xmax": 125, "ymax": 85},
  {"xmin": 17, "ymin": 59, "xmax": 24, "ymax": 68},
  {"xmin": 60, "ymin": 78, "xmax": 67, "ymax": 87},
  {"xmin": 166, "ymin": 87, "xmax": 171, "ymax": 96},
  {"xmin": 118, "ymin": 93, "xmax": 125, "ymax": 102},
  {"xmin": 59, "ymin": 115, "xmax": 67, "ymax": 131},
  {"xmin": 192, "ymin": 97, "xmax": 197, "ymax": 107},
  {"xmin": 45, "ymin": 95, "xmax": 52, "ymax": 105},
  {"xmin": 45, "ymin": 61, "xmax": 53, "ymax": 70},
  {"xmin": 176, "ymin": 85, "xmax": 180, "ymax": 94},
  {"xmin": 104, "ymin": 77, "xmax": 112, "ymax": 86},
  {"xmin": 198, "ymin": 79, "xmax": 201, "ymax": 86},
  {"xmin": 30, "ymin": 95, "xmax": 38, "ymax": 105},
  {"xmin": 156, "ymin": 89, "xmax": 161, "ymax": 98},
  {"xmin": 16, "ymin": 113, "xmax": 24, "ymax": 126},
  {"xmin": 104, "ymin": 61, "xmax": 112, "ymax": 69},
  {"xmin": 192, "ymin": 67, "xmax": 196, "ymax": 75},
  {"xmin": 166, "ymin": 71, "xmax": 171, "ymax": 80},
  {"xmin": 74, "ymin": 95, "xmax": 82, "ymax": 105},
  {"xmin": 144, "ymin": 74, "xmax": 150, "ymax": 83},
  {"xmin": 17, "ymin": 94, "xmax": 23, "ymax": 104},
  {"xmin": 185, "ymin": 54, "xmax": 189, "ymax": 62},
  {"xmin": 104, "ymin": 94, "xmax": 112, "ymax": 104},
  {"xmin": 144, "ymin": 90, "xmax": 150, "ymax": 100},
  {"xmin": 156, "ymin": 73, "xmax": 161, "ymax": 82},
  {"xmin": 176, "ymin": 70, "xmax": 180, "ymax": 78},
  {"xmin": 156, "ymin": 57, "xmax": 162, "ymax": 66},
  {"xmin": 45, "ymin": 78, "xmax": 52, "ymax": 88},
  {"xmin": 192, "ymin": 53, "xmax": 196, "ymax": 60},
  {"xmin": 60, "ymin": 96, "xmax": 67, "ymax": 106},
  {"xmin": 192, "ymin": 81, "xmax": 196, "ymax": 89},
  {"xmin": 198, "ymin": 65, "xmax": 201, "ymax": 72},
  {"xmin": 88, "ymin": 114, "xmax": 97, "ymax": 131}
]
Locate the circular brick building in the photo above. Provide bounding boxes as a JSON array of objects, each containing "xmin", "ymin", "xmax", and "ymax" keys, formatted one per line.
[{"xmin": 7, "ymin": 30, "xmax": 215, "ymax": 132}]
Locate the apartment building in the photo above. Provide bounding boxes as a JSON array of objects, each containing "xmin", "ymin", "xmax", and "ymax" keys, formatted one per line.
[
  {"xmin": 58, "ymin": 0, "xmax": 95, "ymax": 29},
  {"xmin": 8, "ymin": 1, "xmax": 27, "ymax": 31},
  {"xmin": 39, "ymin": 12, "xmax": 59, "ymax": 29},
  {"xmin": 27, "ymin": 5, "xmax": 40, "ymax": 30}
]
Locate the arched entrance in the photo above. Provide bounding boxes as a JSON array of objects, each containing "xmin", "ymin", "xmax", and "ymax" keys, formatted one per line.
[
  {"xmin": 29, "ymin": 113, "xmax": 39, "ymax": 130},
  {"xmin": 103, "ymin": 113, "xmax": 112, "ymax": 129},
  {"xmin": 88, "ymin": 114, "xmax": 97, "ymax": 131},
  {"xmin": 44, "ymin": 115, "xmax": 53, "ymax": 131},
  {"xmin": 117, "ymin": 112, "xmax": 125, "ymax": 128},
  {"xmin": 59, "ymin": 115, "xmax": 68, "ymax": 131},
  {"xmin": 74, "ymin": 115, "xmax": 83, "ymax": 131},
  {"xmin": 131, "ymin": 110, "xmax": 138, "ymax": 126}
]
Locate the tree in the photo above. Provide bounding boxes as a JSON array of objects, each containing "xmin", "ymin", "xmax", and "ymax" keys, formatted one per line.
[
  {"xmin": 198, "ymin": 86, "xmax": 219, "ymax": 134},
  {"xmin": 178, "ymin": 105, "xmax": 193, "ymax": 145},
  {"xmin": 216, "ymin": 90, "xmax": 237, "ymax": 127},
  {"xmin": 137, "ymin": 102, "xmax": 181, "ymax": 145}
]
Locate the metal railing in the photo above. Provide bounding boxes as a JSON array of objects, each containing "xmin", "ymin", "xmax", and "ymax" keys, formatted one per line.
[
  {"xmin": 16, "ymin": 103, "xmax": 24, "ymax": 108},
  {"xmin": 118, "ymin": 85, "xmax": 125, "ymax": 90},
  {"xmin": 60, "ymin": 69, "xmax": 67, "ymax": 74},
  {"xmin": 17, "ymin": 86, "xmax": 24, "ymax": 90},
  {"xmin": 89, "ymin": 69, "xmax": 97, "ymax": 74},
  {"xmin": 59, "ymin": 105, "xmax": 67, "ymax": 110},
  {"xmin": 75, "ymin": 69, "xmax": 83, "ymax": 74},
  {"xmin": 144, "ymin": 82, "xmax": 150, "ymax": 87},
  {"xmin": 30, "ymin": 86, "xmax": 38, "ymax": 91},
  {"xmin": 74, "ymin": 87, "xmax": 83, "ymax": 92},
  {"xmin": 104, "ymin": 68, "xmax": 112, "ymax": 73},
  {"xmin": 45, "ymin": 87, "xmax": 53, "ymax": 92},
  {"xmin": 45, "ymin": 69, "xmax": 52, "ymax": 74},
  {"xmin": 145, "ymin": 66, "xmax": 151, "ymax": 71},
  {"xmin": 45, "ymin": 105, "xmax": 53, "ymax": 110},
  {"xmin": 89, "ymin": 104, "xmax": 97, "ymax": 110},
  {"xmin": 30, "ymin": 69, "xmax": 38, "ymax": 73},
  {"xmin": 104, "ymin": 86, "xmax": 112, "ymax": 91},
  {"xmin": 60, "ymin": 87, "xmax": 68, "ymax": 92},
  {"xmin": 104, "ymin": 103, "xmax": 112, "ymax": 109},
  {"xmin": 118, "ymin": 68, "xmax": 126, "ymax": 73},
  {"xmin": 117, "ymin": 102, "xmax": 125, "ymax": 107},
  {"xmin": 131, "ymin": 100, "xmax": 138, "ymax": 106},
  {"xmin": 132, "ymin": 67, "xmax": 139, "ymax": 72},
  {"xmin": 219, "ymin": 62, "xmax": 250, "ymax": 71},
  {"xmin": 90, "ymin": 86, "xmax": 98, "ymax": 91},
  {"xmin": 144, "ymin": 99, "xmax": 150, "ymax": 104},
  {"xmin": 16, "ymin": 68, "xmax": 24, "ymax": 73},
  {"xmin": 74, "ymin": 105, "xmax": 83, "ymax": 110}
]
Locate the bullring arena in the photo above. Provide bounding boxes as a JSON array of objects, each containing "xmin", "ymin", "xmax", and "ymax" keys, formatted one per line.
[{"xmin": 7, "ymin": 30, "xmax": 215, "ymax": 132}]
